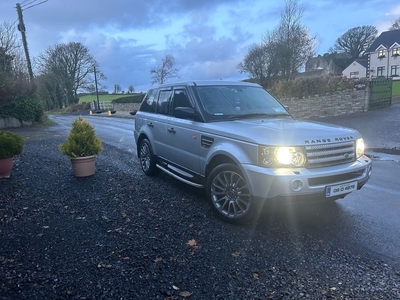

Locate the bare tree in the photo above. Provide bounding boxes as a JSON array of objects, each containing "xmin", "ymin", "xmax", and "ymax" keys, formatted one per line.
[
  {"xmin": 332, "ymin": 25, "xmax": 378, "ymax": 59},
  {"xmin": 114, "ymin": 84, "xmax": 121, "ymax": 94},
  {"xmin": 128, "ymin": 85, "xmax": 135, "ymax": 93},
  {"xmin": 0, "ymin": 47, "xmax": 13, "ymax": 74},
  {"xmin": 150, "ymin": 54, "xmax": 178, "ymax": 85},
  {"xmin": 271, "ymin": 0, "xmax": 315, "ymax": 80},
  {"xmin": 0, "ymin": 21, "xmax": 27, "ymax": 79},
  {"xmin": 389, "ymin": 17, "xmax": 400, "ymax": 30},
  {"xmin": 237, "ymin": 43, "xmax": 278, "ymax": 87},
  {"xmin": 35, "ymin": 73, "xmax": 64, "ymax": 110},
  {"xmin": 36, "ymin": 42, "xmax": 106, "ymax": 106},
  {"xmin": 239, "ymin": 0, "xmax": 315, "ymax": 84},
  {"xmin": 0, "ymin": 21, "xmax": 19, "ymax": 55}
]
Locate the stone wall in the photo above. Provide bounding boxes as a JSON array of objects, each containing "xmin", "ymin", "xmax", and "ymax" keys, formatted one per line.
[
  {"xmin": 278, "ymin": 89, "xmax": 369, "ymax": 119},
  {"xmin": 392, "ymin": 95, "xmax": 400, "ymax": 104},
  {"xmin": 0, "ymin": 117, "xmax": 32, "ymax": 129},
  {"xmin": 112, "ymin": 102, "xmax": 141, "ymax": 112}
]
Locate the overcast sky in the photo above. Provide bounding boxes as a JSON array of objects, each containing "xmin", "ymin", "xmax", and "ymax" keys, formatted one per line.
[{"xmin": 1, "ymin": 0, "xmax": 399, "ymax": 93}]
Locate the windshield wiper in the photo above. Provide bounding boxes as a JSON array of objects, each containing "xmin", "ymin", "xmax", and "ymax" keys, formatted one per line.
[{"xmin": 228, "ymin": 113, "xmax": 290, "ymax": 120}]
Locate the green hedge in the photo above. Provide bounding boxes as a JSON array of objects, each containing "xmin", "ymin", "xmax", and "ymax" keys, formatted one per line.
[
  {"xmin": 392, "ymin": 80, "xmax": 400, "ymax": 96},
  {"xmin": 112, "ymin": 93, "xmax": 145, "ymax": 103},
  {"xmin": 269, "ymin": 76, "xmax": 356, "ymax": 99},
  {"xmin": 0, "ymin": 95, "xmax": 44, "ymax": 123}
]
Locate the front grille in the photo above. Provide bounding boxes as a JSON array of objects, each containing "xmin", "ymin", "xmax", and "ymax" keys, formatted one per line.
[{"xmin": 306, "ymin": 141, "xmax": 355, "ymax": 168}]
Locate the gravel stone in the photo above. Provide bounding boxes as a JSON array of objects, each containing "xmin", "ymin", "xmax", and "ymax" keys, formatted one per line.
[{"xmin": 1, "ymin": 132, "xmax": 400, "ymax": 299}]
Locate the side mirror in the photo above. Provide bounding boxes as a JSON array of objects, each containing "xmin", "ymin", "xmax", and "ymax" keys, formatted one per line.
[{"xmin": 174, "ymin": 107, "xmax": 198, "ymax": 120}]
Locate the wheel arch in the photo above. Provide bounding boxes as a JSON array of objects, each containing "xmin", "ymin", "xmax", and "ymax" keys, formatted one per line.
[
  {"xmin": 136, "ymin": 133, "xmax": 151, "ymax": 158},
  {"xmin": 205, "ymin": 154, "xmax": 236, "ymax": 179}
]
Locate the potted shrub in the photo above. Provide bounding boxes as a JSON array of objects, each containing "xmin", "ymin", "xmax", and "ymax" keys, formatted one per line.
[
  {"xmin": 0, "ymin": 130, "xmax": 24, "ymax": 179},
  {"xmin": 60, "ymin": 116, "xmax": 102, "ymax": 177}
]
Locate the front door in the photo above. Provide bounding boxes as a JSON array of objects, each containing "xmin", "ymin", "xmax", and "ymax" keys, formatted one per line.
[{"xmin": 164, "ymin": 89, "xmax": 201, "ymax": 177}]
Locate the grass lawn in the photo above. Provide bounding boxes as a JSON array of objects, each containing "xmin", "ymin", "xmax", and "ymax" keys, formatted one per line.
[
  {"xmin": 79, "ymin": 94, "xmax": 133, "ymax": 104},
  {"xmin": 392, "ymin": 80, "xmax": 400, "ymax": 96}
]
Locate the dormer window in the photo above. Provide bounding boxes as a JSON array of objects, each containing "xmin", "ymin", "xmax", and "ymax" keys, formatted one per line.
[
  {"xmin": 392, "ymin": 47, "xmax": 400, "ymax": 57},
  {"xmin": 378, "ymin": 49, "xmax": 386, "ymax": 58}
]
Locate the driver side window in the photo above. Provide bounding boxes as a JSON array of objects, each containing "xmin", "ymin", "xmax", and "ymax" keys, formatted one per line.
[
  {"xmin": 172, "ymin": 90, "xmax": 191, "ymax": 109},
  {"xmin": 172, "ymin": 90, "xmax": 192, "ymax": 118}
]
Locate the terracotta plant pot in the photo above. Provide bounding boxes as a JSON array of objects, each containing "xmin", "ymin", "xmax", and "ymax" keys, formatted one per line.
[
  {"xmin": 70, "ymin": 155, "xmax": 96, "ymax": 177},
  {"xmin": 0, "ymin": 156, "xmax": 14, "ymax": 179}
]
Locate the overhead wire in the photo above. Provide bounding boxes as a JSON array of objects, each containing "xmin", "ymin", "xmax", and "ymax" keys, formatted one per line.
[
  {"xmin": 22, "ymin": 0, "xmax": 48, "ymax": 11},
  {"xmin": 21, "ymin": 0, "xmax": 37, "ymax": 8},
  {"xmin": 19, "ymin": 0, "xmax": 32, "ymax": 5}
]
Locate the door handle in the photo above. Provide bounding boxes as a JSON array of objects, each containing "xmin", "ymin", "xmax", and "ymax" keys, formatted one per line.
[
  {"xmin": 148, "ymin": 122, "xmax": 154, "ymax": 128},
  {"xmin": 167, "ymin": 127, "xmax": 176, "ymax": 134}
]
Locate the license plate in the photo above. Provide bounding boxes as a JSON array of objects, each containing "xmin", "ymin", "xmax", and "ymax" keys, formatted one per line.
[{"xmin": 326, "ymin": 181, "xmax": 357, "ymax": 197}]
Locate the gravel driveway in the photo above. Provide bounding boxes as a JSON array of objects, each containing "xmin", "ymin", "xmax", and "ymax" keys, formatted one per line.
[{"xmin": 1, "ymin": 126, "xmax": 400, "ymax": 299}]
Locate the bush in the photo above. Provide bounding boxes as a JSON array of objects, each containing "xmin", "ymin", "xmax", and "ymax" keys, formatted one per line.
[
  {"xmin": 0, "ymin": 130, "xmax": 24, "ymax": 159},
  {"xmin": 68, "ymin": 102, "xmax": 91, "ymax": 113},
  {"xmin": 269, "ymin": 76, "xmax": 356, "ymax": 99},
  {"xmin": 0, "ymin": 77, "xmax": 45, "ymax": 123},
  {"xmin": 59, "ymin": 116, "xmax": 102, "ymax": 158},
  {"xmin": 0, "ymin": 95, "xmax": 44, "ymax": 123}
]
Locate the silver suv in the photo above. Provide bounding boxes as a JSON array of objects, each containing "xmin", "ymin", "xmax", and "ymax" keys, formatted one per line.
[{"xmin": 134, "ymin": 81, "xmax": 372, "ymax": 223}]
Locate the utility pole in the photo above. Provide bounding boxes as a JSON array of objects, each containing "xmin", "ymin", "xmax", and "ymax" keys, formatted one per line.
[
  {"xmin": 16, "ymin": 3, "xmax": 34, "ymax": 81},
  {"xmin": 94, "ymin": 66, "xmax": 100, "ymax": 111}
]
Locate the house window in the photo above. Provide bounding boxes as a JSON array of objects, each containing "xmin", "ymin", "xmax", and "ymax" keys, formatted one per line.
[
  {"xmin": 391, "ymin": 65, "xmax": 399, "ymax": 77},
  {"xmin": 392, "ymin": 48, "xmax": 400, "ymax": 56},
  {"xmin": 350, "ymin": 71, "xmax": 359, "ymax": 78},
  {"xmin": 377, "ymin": 66, "xmax": 385, "ymax": 76},
  {"xmin": 378, "ymin": 49, "xmax": 386, "ymax": 58}
]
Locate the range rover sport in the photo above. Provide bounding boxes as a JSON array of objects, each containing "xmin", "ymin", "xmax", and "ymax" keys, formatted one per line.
[{"xmin": 134, "ymin": 81, "xmax": 372, "ymax": 224}]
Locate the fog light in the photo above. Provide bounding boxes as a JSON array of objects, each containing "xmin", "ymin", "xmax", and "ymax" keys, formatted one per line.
[{"xmin": 291, "ymin": 179, "xmax": 303, "ymax": 192}]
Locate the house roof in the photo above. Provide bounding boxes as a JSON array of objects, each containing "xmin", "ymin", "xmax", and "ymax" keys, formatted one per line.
[
  {"xmin": 366, "ymin": 29, "xmax": 400, "ymax": 52},
  {"xmin": 354, "ymin": 58, "xmax": 368, "ymax": 69}
]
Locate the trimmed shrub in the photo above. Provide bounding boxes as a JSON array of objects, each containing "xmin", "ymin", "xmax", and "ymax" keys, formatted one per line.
[
  {"xmin": 0, "ymin": 130, "xmax": 24, "ymax": 158},
  {"xmin": 59, "ymin": 116, "xmax": 102, "ymax": 158}
]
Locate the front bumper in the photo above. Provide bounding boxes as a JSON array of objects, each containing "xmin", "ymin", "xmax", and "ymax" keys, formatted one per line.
[{"xmin": 241, "ymin": 155, "xmax": 372, "ymax": 201}]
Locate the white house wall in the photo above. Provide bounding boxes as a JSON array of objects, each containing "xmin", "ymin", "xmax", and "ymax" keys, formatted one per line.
[
  {"xmin": 342, "ymin": 61, "xmax": 366, "ymax": 79},
  {"xmin": 369, "ymin": 45, "xmax": 400, "ymax": 79}
]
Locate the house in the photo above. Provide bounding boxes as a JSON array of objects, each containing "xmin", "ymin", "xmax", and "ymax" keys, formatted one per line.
[
  {"xmin": 365, "ymin": 29, "xmax": 400, "ymax": 79},
  {"xmin": 342, "ymin": 58, "xmax": 368, "ymax": 79},
  {"xmin": 299, "ymin": 53, "xmax": 346, "ymax": 79}
]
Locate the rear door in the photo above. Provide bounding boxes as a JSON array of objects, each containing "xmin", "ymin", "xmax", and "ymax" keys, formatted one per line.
[{"xmin": 150, "ymin": 88, "xmax": 173, "ymax": 159}]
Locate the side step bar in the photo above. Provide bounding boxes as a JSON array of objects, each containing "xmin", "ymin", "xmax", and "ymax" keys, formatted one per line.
[{"xmin": 156, "ymin": 164, "xmax": 204, "ymax": 188}]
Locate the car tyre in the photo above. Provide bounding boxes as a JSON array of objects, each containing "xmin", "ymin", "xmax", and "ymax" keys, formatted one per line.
[
  {"xmin": 139, "ymin": 138, "xmax": 160, "ymax": 176},
  {"xmin": 206, "ymin": 163, "xmax": 254, "ymax": 224}
]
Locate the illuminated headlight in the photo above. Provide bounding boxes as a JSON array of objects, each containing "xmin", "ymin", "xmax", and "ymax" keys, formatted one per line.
[
  {"xmin": 258, "ymin": 146, "xmax": 306, "ymax": 167},
  {"xmin": 356, "ymin": 138, "xmax": 365, "ymax": 158}
]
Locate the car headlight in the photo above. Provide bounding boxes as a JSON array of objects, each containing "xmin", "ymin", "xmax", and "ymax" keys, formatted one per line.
[
  {"xmin": 258, "ymin": 146, "xmax": 306, "ymax": 167},
  {"xmin": 356, "ymin": 138, "xmax": 365, "ymax": 158}
]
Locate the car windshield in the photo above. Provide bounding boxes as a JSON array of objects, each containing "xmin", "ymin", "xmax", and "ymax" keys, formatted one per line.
[{"xmin": 195, "ymin": 85, "xmax": 290, "ymax": 121}]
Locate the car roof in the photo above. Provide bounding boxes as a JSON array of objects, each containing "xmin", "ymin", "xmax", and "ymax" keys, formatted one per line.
[{"xmin": 156, "ymin": 80, "xmax": 262, "ymax": 88}]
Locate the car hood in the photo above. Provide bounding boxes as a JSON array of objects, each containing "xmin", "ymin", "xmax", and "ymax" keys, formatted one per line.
[{"xmin": 203, "ymin": 117, "xmax": 361, "ymax": 145}]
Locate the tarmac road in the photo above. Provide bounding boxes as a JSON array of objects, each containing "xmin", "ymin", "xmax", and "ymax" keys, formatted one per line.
[{"xmin": 312, "ymin": 102, "xmax": 400, "ymax": 153}]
